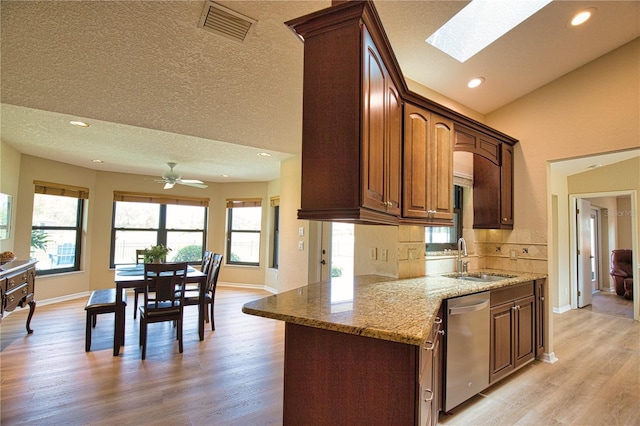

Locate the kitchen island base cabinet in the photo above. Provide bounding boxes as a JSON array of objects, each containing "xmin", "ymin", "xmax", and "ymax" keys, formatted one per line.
[{"xmin": 283, "ymin": 323, "xmax": 418, "ymax": 425}]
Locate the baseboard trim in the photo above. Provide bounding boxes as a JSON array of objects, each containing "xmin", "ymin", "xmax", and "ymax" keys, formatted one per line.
[
  {"xmin": 217, "ymin": 282, "xmax": 277, "ymax": 294},
  {"xmin": 539, "ymin": 352, "xmax": 558, "ymax": 364},
  {"xmin": 553, "ymin": 304, "xmax": 572, "ymax": 314}
]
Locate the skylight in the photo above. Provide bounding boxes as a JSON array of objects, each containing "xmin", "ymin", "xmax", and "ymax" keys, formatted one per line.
[{"xmin": 426, "ymin": 0, "xmax": 553, "ymax": 63}]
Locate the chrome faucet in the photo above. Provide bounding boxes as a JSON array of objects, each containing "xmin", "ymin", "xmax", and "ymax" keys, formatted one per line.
[{"xmin": 457, "ymin": 237, "xmax": 468, "ymax": 273}]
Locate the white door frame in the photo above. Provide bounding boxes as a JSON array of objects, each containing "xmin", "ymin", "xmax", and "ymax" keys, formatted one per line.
[{"xmin": 569, "ymin": 190, "xmax": 639, "ymax": 321}]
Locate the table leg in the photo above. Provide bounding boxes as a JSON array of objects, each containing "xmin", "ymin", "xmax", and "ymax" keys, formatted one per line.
[
  {"xmin": 113, "ymin": 286, "xmax": 125, "ymax": 356},
  {"xmin": 26, "ymin": 300, "xmax": 36, "ymax": 334},
  {"xmin": 198, "ymin": 285, "xmax": 205, "ymax": 341}
]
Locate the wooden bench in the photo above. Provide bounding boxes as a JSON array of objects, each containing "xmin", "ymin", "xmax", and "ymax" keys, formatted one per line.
[{"xmin": 85, "ymin": 289, "xmax": 126, "ymax": 352}]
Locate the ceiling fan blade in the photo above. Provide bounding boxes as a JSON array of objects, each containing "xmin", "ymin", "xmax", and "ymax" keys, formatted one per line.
[
  {"xmin": 163, "ymin": 182, "xmax": 175, "ymax": 189},
  {"xmin": 179, "ymin": 179, "xmax": 204, "ymax": 184},
  {"xmin": 177, "ymin": 181, "xmax": 208, "ymax": 189}
]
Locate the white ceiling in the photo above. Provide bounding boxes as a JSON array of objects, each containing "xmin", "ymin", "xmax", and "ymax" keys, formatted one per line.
[{"xmin": 1, "ymin": 1, "xmax": 638, "ymax": 184}]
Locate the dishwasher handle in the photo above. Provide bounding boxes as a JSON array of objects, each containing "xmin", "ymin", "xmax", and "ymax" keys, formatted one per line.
[{"xmin": 448, "ymin": 299, "xmax": 489, "ymax": 315}]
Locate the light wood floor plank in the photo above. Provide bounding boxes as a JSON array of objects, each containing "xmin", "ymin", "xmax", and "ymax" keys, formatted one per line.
[{"xmin": 1, "ymin": 287, "xmax": 638, "ymax": 425}]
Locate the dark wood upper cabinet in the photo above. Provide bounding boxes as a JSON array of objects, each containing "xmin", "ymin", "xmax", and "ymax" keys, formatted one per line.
[
  {"xmin": 403, "ymin": 103, "xmax": 454, "ymax": 224},
  {"xmin": 455, "ymin": 123, "xmax": 515, "ymax": 229},
  {"xmin": 287, "ymin": 0, "xmax": 517, "ymax": 226}
]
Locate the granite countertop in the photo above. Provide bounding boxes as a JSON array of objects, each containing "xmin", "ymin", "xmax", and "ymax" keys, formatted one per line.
[{"xmin": 242, "ymin": 270, "xmax": 547, "ymax": 346}]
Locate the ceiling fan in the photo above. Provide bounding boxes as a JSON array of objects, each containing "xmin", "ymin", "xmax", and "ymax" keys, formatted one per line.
[{"xmin": 155, "ymin": 162, "xmax": 208, "ymax": 189}]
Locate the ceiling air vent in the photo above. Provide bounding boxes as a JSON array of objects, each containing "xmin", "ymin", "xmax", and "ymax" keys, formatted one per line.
[{"xmin": 199, "ymin": 1, "xmax": 256, "ymax": 43}]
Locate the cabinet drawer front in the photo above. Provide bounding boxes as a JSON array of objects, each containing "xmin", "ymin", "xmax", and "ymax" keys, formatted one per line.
[
  {"xmin": 6, "ymin": 272, "xmax": 29, "ymax": 292},
  {"xmin": 491, "ymin": 282, "xmax": 533, "ymax": 307},
  {"xmin": 4, "ymin": 285, "xmax": 29, "ymax": 311}
]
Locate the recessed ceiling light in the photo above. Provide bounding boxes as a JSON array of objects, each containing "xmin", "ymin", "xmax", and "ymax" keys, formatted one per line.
[
  {"xmin": 91, "ymin": 159, "xmax": 104, "ymax": 163},
  {"xmin": 426, "ymin": 0, "xmax": 552, "ymax": 63},
  {"xmin": 467, "ymin": 77, "xmax": 485, "ymax": 88},
  {"xmin": 69, "ymin": 120, "xmax": 90, "ymax": 127},
  {"xmin": 569, "ymin": 8, "xmax": 596, "ymax": 27},
  {"xmin": 221, "ymin": 174, "xmax": 230, "ymax": 178},
  {"xmin": 587, "ymin": 163, "xmax": 602, "ymax": 169},
  {"xmin": 257, "ymin": 152, "xmax": 271, "ymax": 157}
]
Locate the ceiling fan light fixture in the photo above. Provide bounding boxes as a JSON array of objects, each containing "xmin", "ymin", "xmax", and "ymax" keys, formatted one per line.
[
  {"xmin": 569, "ymin": 8, "xmax": 596, "ymax": 27},
  {"xmin": 467, "ymin": 77, "xmax": 485, "ymax": 88}
]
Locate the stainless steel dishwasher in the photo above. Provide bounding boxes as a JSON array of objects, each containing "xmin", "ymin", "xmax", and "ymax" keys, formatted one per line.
[{"xmin": 444, "ymin": 291, "xmax": 490, "ymax": 411}]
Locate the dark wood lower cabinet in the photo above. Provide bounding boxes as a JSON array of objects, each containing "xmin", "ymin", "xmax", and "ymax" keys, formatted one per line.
[
  {"xmin": 489, "ymin": 283, "xmax": 535, "ymax": 384},
  {"xmin": 283, "ymin": 323, "xmax": 417, "ymax": 425}
]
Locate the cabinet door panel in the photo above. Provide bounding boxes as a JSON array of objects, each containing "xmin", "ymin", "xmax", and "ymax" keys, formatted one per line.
[
  {"xmin": 501, "ymin": 144, "xmax": 514, "ymax": 226},
  {"xmin": 430, "ymin": 115, "xmax": 453, "ymax": 220},
  {"xmin": 362, "ymin": 35, "xmax": 386, "ymax": 212},
  {"xmin": 386, "ymin": 81, "xmax": 402, "ymax": 215},
  {"xmin": 403, "ymin": 104, "xmax": 430, "ymax": 218},
  {"xmin": 515, "ymin": 295, "xmax": 535, "ymax": 366},
  {"xmin": 490, "ymin": 303, "xmax": 514, "ymax": 383}
]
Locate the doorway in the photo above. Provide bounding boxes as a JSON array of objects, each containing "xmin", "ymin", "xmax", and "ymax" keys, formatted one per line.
[
  {"xmin": 319, "ymin": 222, "xmax": 354, "ymax": 282},
  {"xmin": 570, "ymin": 192, "xmax": 636, "ymax": 319}
]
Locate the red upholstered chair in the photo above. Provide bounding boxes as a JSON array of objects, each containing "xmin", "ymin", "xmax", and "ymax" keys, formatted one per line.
[{"xmin": 610, "ymin": 249, "xmax": 633, "ymax": 300}]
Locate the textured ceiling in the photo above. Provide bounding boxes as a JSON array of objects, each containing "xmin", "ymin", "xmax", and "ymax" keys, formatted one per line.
[{"xmin": 1, "ymin": 0, "xmax": 638, "ymax": 184}]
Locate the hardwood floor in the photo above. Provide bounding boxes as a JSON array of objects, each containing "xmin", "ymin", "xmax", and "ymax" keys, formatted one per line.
[
  {"xmin": 1, "ymin": 287, "xmax": 639, "ymax": 425},
  {"xmin": 1, "ymin": 288, "xmax": 285, "ymax": 425},
  {"xmin": 587, "ymin": 291, "xmax": 634, "ymax": 319}
]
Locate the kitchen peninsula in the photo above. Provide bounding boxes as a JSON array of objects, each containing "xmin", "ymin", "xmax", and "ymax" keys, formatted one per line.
[{"xmin": 243, "ymin": 271, "xmax": 547, "ymax": 425}]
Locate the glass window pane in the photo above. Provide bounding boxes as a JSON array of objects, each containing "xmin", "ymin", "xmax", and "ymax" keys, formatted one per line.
[
  {"xmin": 167, "ymin": 231, "xmax": 203, "ymax": 262},
  {"xmin": 229, "ymin": 232, "xmax": 260, "ymax": 263},
  {"xmin": 166, "ymin": 205, "xmax": 205, "ymax": 230},
  {"xmin": 113, "ymin": 230, "xmax": 158, "ymax": 264},
  {"xmin": 114, "ymin": 202, "xmax": 159, "ymax": 228},
  {"xmin": 31, "ymin": 230, "xmax": 77, "ymax": 271},
  {"xmin": 32, "ymin": 194, "xmax": 78, "ymax": 227},
  {"xmin": 231, "ymin": 207, "xmax": 261, "ymax": 231}
]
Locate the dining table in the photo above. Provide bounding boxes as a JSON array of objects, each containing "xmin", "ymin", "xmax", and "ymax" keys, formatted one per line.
[{"xmin": 113, "ymin": 263, "xmax": 207, "ymax": 356}]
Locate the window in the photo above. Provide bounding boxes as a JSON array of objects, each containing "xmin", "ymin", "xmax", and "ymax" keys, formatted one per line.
[
  {"xmin": 425, "ymin": 185, "xmax": 463, "ymax": 251},
  {"xmin": 271, "ymin": 197, "xmax": 280, "ymax": 269},
  {"xmin": 31, "ymin": 181, "xmax": 87, "ymax": 275},
  {"xmin": 111, "ymin": 191, "xmax": 208, "ymax": 267},
  {"xmin": 226, "ymin": 199, "xmax": 262, "ymax": 266}
]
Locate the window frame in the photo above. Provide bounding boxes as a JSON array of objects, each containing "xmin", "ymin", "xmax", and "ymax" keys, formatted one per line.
[
  {"xmin": 271, "ymin": 199, "xmax": 280, "ymax": 269},
  {"xmin": 226, "ymin": 199, "xmax": 262, "ymax": 267},
  {"xmin": 31, "ymin": 182, "xmax": 86, "ymax": 276},
  {"xmin": 425, "ymin": 185, "xmax": 463, "ymax": 252},
  {"xmin": 110, "ymin": 193, "xmax": 209, "ymax": 268}
]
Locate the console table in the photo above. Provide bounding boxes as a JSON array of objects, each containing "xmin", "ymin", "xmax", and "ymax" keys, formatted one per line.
[{"xmin": 1, "ymin": 259, "xmax": 37, "ymax": 333}]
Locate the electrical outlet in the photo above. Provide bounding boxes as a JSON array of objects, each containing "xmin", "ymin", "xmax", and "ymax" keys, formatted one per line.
[
  {"xmin": 510, "ymin": 249, "xmax": 517, "ymax": 259},
  {"xmin": 298, "ymin": 241, "xmax": 304, "ymax": 251},
  {"xmin": 298, "ymin": 227, "xmax": 304, "ymax": 237},
  {"xmin": 381, "ymin": 249, "xmax": 388, "ymax": 262}
]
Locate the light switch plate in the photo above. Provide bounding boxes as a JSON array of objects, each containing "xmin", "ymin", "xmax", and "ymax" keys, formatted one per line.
[
  {"xmin": 298, "ymin": 241, "xmax": 304, "ymax": 251},
  {"xmin": 298, "ymin": 227, "xmax": 304, "ymax": 237}
]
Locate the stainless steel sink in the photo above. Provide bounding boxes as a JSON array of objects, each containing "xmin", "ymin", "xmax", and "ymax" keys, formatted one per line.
[{"xmin": 443, "ymin": 273, "xmax": 516, "ymax": 282}]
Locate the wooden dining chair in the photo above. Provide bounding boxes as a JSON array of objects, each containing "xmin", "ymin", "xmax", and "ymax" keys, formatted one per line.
[
  {"xmin": 183, "ymin": 253, "xmax": 223, "ymax": 330},
  {"xmin": 133, "ymin": 249, "xmax": 148, "ymax": 319},
  {"xmin": 138, "ymin": 262, "xmax": 188, "ymax": 360}
]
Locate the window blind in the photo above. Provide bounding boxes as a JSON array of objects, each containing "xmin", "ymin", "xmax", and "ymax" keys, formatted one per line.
[
  {"xmin": 226, "ymin": 198, "xmax": 262, "ymax": 208},
  {"xmin": 113, "ymin": 191, "xmax": 209, "ymax": 207},
  {"xmin": 34, "ymin": 180, "xmax": 89, "ymax": 199}
]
